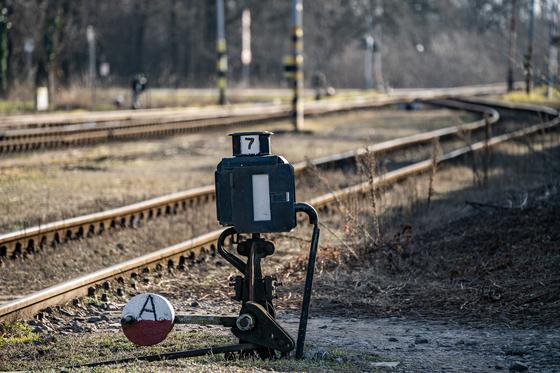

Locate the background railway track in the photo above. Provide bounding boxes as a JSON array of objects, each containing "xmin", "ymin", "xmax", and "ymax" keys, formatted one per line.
[
  {"xmin": 0, "ymin": 97, "xmax": 409, "ymax": 153},
  {"xmin": 0, "ymin": 84, "xmax": 509, "ymax": 130},
  {"xmin": 0, "ymin": 84, "xmax": 512, "ymax": 154},
  {"xmin": 0, "ymin": 99, "xmax": 498, "ymax": 260},
  {"xmin": 0, "ymin": 98, "xmax": 557, "ymax": 322}
]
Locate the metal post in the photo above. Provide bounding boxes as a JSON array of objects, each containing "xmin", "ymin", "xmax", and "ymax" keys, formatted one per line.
[
  {"xmin": 548, "ymin": 0, "xmax": 559, "ymax": 98},
  {"xmin": 364, "ymin": 34, "xmax": 374, "ymax": 90},
  {"xmin": 216, "ymin": 0, "xmax": 227, "ymax": 105},
  {"xmin": 86, "ymin": 25, "xmax": 96, "ymax": 107},
  {"xmin": 24, "ymin": 38, "xmax": 34, "ymax": 85},
  {"xmin": 241, "ymin": 8, "xmax": 251, "ymax": 88},
  {"xmin": 525, "ymin": 0, "xmax": 535, "ymax": 94},
  {"xmin": 372, "ymin": 0, "xmax": 385, "ymax": 92},
  {"xmin": 291, "ymin": 0, "xmax": 303, "ymax": 131},
  {"xmin": 507, "ymin": 0, "xmax": 518, "ymax": 92}
]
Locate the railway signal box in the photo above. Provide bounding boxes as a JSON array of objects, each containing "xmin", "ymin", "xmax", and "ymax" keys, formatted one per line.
[
  {"xmin": 215, "ymin": 131, "xmax": 296, "ymax": 233},
  {"xmin": 117, "ymin": 131, "xmax": 320, "ymax": 363}
]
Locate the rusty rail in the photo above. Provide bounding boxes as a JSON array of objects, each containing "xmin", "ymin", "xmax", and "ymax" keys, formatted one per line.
[
  {"xmin": 0, "ymin": 100, "xmax": 497, "ymax": 259},
  {"xmin": 0, "ymin": 107, "xmax": 556, "ymax": 322}
]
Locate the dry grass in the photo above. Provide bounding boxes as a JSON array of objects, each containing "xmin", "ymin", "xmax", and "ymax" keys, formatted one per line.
[
  {"xmin": 502, "ymin": 85, "xmax": 560, "ymax": 107},
  {"xmin": 291, "ymin": 128, "xmax": 560, "ymax": 325}
]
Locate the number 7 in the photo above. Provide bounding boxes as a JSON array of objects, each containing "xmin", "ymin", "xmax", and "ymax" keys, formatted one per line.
[{"xmin": 247, "ymin": 137, "xmax": 255, "ymax": 149}]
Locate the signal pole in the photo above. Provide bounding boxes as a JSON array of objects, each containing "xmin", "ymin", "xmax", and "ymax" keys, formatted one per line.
[
  {"xmin": 525, "ymin": 0, "xmax": 535, "ymax": 94},
  {"xmin": 216, "ymin": 0, "xmax": 227, "ymax": 105},
  {"xmin": 241, "ymin": 9, "xmax": 251, "ymax": 87},
  {"xmin": 291, "ymin": 0, "xmax": 303, "ymax": 131},
  {"xmin": 507, "ymin": 0, "xmax": 517, "ymax": 92}
]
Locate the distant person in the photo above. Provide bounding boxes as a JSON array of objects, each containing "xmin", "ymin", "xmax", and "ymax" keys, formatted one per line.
[
  {"xmin": 311, "ymin": 71, "xmax": 327, "ymax": 100},
  {"xmin": 131, "ymin": 74, "xmax": 148, "ymax": 109}
]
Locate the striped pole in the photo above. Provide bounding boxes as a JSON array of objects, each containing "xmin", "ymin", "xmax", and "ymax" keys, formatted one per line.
[
  {"xmin": 216, "ymin": 0, "xmax": 227, "ymax": 105},
  {"xmin": 291, "ymin": 0, "xmax": 303, "ymax": 131}
]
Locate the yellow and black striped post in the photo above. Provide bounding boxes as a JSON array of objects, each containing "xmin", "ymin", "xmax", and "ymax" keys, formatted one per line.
[
  {"xmin": 216, "ymin": 0, "xmax": 227, "ymax": 105},
  {"xmin": 290, "ymin": 0, "xmax": 303, "ymax": 131}
]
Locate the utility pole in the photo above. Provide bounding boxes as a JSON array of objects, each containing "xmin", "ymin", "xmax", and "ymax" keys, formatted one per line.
[
  {"xmin": 216, "ymin": 0, "xmax": 227, "ymax": 105},
  {"xmin": 548, "ymin": 0, "xmax": 559, "ymax": 97},
  {"xmin": 87, "ymin": 25, "xmax": 96, "ymax": 107},
  {"xmin": 241, "ymin": 8, "xmax": 251, "ymax": 87},
  {"xmin": 525, "ymin": 0, "xmax": 535, "ymax": 94},
  {"xmin": 507, "ymin": 0, "xmax": 518, "ymax": 92},
  {"xmin": 290, "ymin": 0, "xmax": 303, "ymax": 131}
]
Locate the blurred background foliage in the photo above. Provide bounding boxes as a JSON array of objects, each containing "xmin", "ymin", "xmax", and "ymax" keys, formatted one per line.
[{"xmin": 0, "ymin": 0, "xmax": 551, "ymax": 96}]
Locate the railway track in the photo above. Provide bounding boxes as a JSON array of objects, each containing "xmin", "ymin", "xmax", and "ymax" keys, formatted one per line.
[
  {"xmin": 0, "ymin": 97, "xmax": 411, "ymax": 153},
  {"xmin": 0, "ymin": 84, "xmax": 512, "ymax": 154},
  {"xmin": 0, "ymin": 99, "xmax": 557, "ymax": 322},
  {"xmin": 0, "ymin": 99, "xmax": 498, "ymax": 259},
  {"xmin": 0, "ymin": 83, "xmax": 509, "ymax": 130}
]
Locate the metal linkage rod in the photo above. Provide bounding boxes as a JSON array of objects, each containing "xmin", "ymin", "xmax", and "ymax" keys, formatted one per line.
[
  {"xmin": 73, "ymin": 343, "xmax": 258, "ymax": 368},
  {"xmin": 294, "ymin": 202, "xmax": 320, "ymax": 359}
]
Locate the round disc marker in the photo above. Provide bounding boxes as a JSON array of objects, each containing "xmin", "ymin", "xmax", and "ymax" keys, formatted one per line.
[{"xmin": 121, "ymin": 293, "xmax": 175, "ymax": 346}]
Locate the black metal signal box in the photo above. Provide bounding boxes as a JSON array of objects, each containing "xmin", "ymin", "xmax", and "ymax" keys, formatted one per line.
[{"xmin": 215, "ymin": 131, "xmax": 296, "ymax": 233}]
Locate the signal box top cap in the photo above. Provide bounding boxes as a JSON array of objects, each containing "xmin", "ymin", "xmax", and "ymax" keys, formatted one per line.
[{"xmin": 230, "ymin": 131, "xmax": 273, "ymax": 157}]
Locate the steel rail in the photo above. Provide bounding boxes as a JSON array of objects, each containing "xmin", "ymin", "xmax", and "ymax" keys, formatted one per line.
[
  {"xmin": 0, "ymin": 97, "xmax": 413, "ymax": 153},
  {"xmin": 0, "ymin": 82, "xmax": 514, "ymax": 153},
  {"xmin": 0, "ymin": 100, "xmax": 497, "ymax": 259},
  {"xmin": 0, "ymin": 111, "xmax": 556, "ymax": 322},
  {"xmin": 0, "ymin": 83, "xmax": 510, "ymax": 130}
]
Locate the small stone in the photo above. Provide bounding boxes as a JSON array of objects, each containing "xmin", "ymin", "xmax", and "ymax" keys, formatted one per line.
[
  {"xmin": 59, "ymin": 308, "xmax": 74, "ymax": 317},
  {"xmin": 50, "ymin": 316, "xmax": 64, "ymax": 324},
  {"xmin": 310, "ymin": 348, "xmax": 329, "ymax": 359},
  {"xmin": 388, "ymin": 337, "xmax": 398, "ymax": 342},
  {"xmin": 319, "ymin": 325, "xmax": 328, "ymax": 329},
  {"xmin": 414, "ymin": 337, "xmax": 429, "ymax": 344},
  {"xmin": 509, "ymin": 362, "xmax": 528, "ymax": 372},
  {"xmin": 505, "ymin": 347, "xmax": 526, "ymax": 356},
  {"xmin": 370, "ymin": 362, "xmax": 400, "ymax": 368},
  {"xmin": 86, "ymin": 316, "xmax": 103, "ymax": 323},
  {"xmin": 70, "ymin": 320, "xmax": 84, "ymax": 332},
  {"xmin": 191, "ymin": 301, "xmax": 199, "ymax": 307}
]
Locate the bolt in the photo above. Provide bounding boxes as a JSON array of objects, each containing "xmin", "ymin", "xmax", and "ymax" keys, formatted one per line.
[
  {"xmin": 236, "ymin": 313, "xmax": 255, "ymax": 331},
  {"xmin": 121, "ymin": 315, "xmax": 135, "ymax": 325}
]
